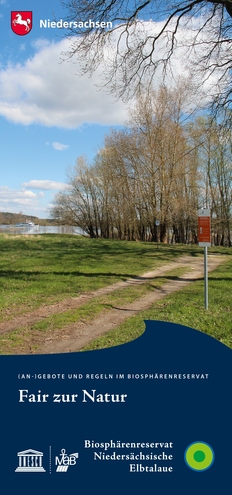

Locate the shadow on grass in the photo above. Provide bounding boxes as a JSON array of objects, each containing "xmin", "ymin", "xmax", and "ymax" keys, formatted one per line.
[
  {"xmin": 0, "ymin": 270, "xmax": 140, "ymax": 280},
  {"xmin": 1, "ymin": 270, "xmax": 230, "ymax": 283}
]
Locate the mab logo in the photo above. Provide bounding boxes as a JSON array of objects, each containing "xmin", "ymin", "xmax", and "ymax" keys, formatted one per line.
[
  {"xmin": 11, "ymin": 11, "xmax": 32, "ymax": 36},
  {"xmin": 55, "ymin": 449, "xmax": 79, "ymax": 472},
  {"xmin": 15, "ymin": 446, "xmax": 79, "ymax": 473}
]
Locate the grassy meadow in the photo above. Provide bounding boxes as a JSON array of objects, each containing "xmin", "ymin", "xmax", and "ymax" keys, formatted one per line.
[
  {"xmin": 0, "ymin": 234, "xmax": 231, "ymax": 353},
  {"xmin": 84, "ymin": 256, "xmax": 232, "ymax": 351},
  {"xmin": 0, "ymin": 234, "xmax": 200, "ymax": 322}
]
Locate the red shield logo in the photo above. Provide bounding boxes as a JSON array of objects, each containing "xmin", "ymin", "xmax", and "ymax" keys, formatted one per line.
[{"xmin": 11, "ymin": 11, "xmax": 32, "ymax": 36}]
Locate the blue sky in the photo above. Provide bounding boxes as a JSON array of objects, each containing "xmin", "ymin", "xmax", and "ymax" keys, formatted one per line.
[
  {"xmin": 0, "ymin": 0, "xmax": 130, "ymax": 218},
  {"xmin": 0, "ymin": 0, "xmax": 219, "ymax": 219}
]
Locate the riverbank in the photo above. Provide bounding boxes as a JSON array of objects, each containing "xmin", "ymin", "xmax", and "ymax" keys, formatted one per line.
[{"xmin": 0, "ymin": 225, "xmax": 82, "ymax": 235}]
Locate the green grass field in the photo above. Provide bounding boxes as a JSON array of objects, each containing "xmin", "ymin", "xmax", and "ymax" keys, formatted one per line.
[
  {"xmin": 0, "ymin": 234, "xmax": 201, "ymax": 322},
  {"xmin": 0, "ymin": 234, "xmax": 231, "ymax": 353},
  {"xmin": 83, "ymin": 256, "xmax": 232, "ymax": 350}
]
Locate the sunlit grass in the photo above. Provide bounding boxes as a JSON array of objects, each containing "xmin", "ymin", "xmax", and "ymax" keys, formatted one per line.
[
  {"xmin": 0, "ymin": 266, "xmax": 189, "ymax": 354},
  {"xmin": 83, "ymin": 257, "xmax": 232, "ymax": 350},
  {"xmin": 0, "ymin": 234, "xmax": 204, "ymax": 321}
]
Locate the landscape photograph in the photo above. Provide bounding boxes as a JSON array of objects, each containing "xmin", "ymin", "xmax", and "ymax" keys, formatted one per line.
[{"xmin": 0, "ymin": 0, "xmax": 231, "ymax": 355}]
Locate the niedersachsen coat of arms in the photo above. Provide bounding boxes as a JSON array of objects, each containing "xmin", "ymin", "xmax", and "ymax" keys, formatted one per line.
[{"xmin": 11, "ymin": 11, "xmax": 32, "ymax": 36}]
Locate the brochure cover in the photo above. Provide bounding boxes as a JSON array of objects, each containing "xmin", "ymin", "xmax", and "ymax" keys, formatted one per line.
[{"xmin": 0, "ymin": 2, "xmax": 231, "ymax": 494}]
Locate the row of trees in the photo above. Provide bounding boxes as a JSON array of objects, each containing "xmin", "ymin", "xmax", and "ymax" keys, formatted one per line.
[{"xmin": 51, "ymin": 84, "xmax": 232, "ymax": 245}]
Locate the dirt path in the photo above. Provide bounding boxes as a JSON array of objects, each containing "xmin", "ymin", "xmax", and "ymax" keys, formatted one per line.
[
  {"xmin": 0, "ymin": 254, "xmax": 207, "ymax": 335},
  {"xmin": 35, "ymin": 254, "xmax": 225, "ymax": 354}
]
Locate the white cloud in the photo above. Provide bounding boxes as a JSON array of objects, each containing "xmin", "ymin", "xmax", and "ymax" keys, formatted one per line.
[
  {"xmin": 52, "ymin": 141, "xmax": 69, "ymax": 150},
  {"xmin": 0, "ymin": 186, "xmax": 43, "ymax": 215},
  {"xmin": 21, "ymin": 180, "xmax": 67, "ymax": 190},
  {"xmin": 0, "ymin": 37, "xmax": 128, "ymax": 128},
  {"xmin": 0, "ymin": 185, "xmax": 63, "ymax": 217},
  {"xmin": 31, "ymin": 38, "xmax": 52, "ymax": 51},
  {"xmin": 0, "ymin": 186, "xmax": 37, "ymax": 200},
  {"xmin": 0, "ymin": 20, "xmax": 224, "ymax": 129}
]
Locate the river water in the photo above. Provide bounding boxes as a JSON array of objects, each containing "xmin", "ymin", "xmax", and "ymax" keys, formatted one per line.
[{"xmin": 0, "ymin": 225, "xmax": 86, "ymax": 235}]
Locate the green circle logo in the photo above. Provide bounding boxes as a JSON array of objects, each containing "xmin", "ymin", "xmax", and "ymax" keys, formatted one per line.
[{"xmin": 184, "ymin": 442, "xmax": 214, "ymax": 471}]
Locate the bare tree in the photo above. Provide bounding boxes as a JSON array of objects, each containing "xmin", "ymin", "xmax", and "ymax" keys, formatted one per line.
[
  {"xmin": 62, "ymin": 0, "xmax": 232, "ymax": 106},
  {"xmin": 51, "ymin": 84, "xmax": 231, "ymax": 245},
  {"xmin": 189, "ymin": 116, "xmax": 232, "ymax": 245},
  {"xmin": 51, "ymin": 157, "xmax": 104, "ymax": 237},
  {"xmin": 93, "ymin": 83, "xmax": 201, "ymax": 242}
]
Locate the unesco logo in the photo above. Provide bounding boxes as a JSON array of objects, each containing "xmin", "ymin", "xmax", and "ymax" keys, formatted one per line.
[
  {"xmin": 15, "ymin": 449, "xmax": 46, "ymax": 472},
  {"xmin": 15, "ymin": 447, "xmax": 79, "ymax": 473}
]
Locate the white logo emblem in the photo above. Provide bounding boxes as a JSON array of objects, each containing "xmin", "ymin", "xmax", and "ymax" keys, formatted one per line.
[
  {"xmin": 13, "ymin": 13, "xmax": 31, "ymax": 32},
  {"xmin": 15, "ymin": 449, "xmax": 46, "ymax": 472},
  {"xmin": 55, "ymin": 449, "xmax": 79, "ymax": 472}
]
